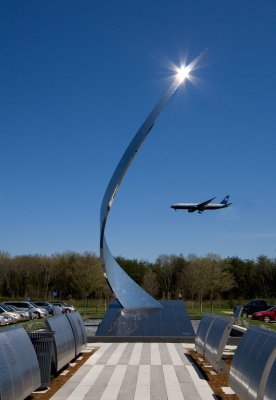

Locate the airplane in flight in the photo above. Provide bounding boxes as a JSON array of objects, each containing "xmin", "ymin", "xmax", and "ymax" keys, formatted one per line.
[{"xmin": 171, "ymin": 195, "xmax": 232, "ymax": 213}]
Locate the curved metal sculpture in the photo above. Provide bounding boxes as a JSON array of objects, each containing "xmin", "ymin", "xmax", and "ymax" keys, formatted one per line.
[{"xmin": 100, "ymin": 52, "xmax": 204, "ymax": 309}]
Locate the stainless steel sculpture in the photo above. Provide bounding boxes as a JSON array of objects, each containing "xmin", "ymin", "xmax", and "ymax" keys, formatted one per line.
[{"xmin": 100, "ymin": 52, "xmax": 204, "ymax": 309}]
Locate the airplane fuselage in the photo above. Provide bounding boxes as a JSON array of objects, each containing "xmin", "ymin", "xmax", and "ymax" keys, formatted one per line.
[
  {"xmin": 170, "ymin": 195, "xmax": 232, "ymax": 213},
  {"xmin": 171, "ymin": 203, "xmax": 229, "ymax": 211}
]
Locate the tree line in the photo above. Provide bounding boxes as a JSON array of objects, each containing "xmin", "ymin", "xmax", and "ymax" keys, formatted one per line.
[{"xmin": 0, "ymin": 251, "xmax": 276, "ymax": 310}]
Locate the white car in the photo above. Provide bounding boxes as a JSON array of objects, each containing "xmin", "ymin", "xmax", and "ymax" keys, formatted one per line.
[
  {"xmin": 0, "ymin": 315, "xmax": 7, "ymax": 326},
  {"xmin": 7, "ymin": 305, "xmax": 32, "ymax": 321},
  {"xmin": 0, "ymin": 313, "xmax": 13, "ymax": 325},
  {"xmin": 0, "ymin": 305, "xmax": 22, "ymax": 323}
]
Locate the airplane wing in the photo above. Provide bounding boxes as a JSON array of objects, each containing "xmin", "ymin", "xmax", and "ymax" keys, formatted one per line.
[{"xmin": 196, "ymin": 197, "xmax": 216, "ymax": 211}]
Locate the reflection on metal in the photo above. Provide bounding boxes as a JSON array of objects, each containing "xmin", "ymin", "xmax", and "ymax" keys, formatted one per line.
[
  {"xmin": 233, "ymin": 305, "xmax": 243, "ymax": 323},
  {"xmin": 100, "ymin": 52, "xmax": 206, "ymax": 309},
  {"xmin": 101, "ymin": 237, "xmax": 161, "ymax": 308},
  {"xmin": 45, "ymin": 315, "xmax": 75, "ymax": 372},
  {"xmin": 96, "ymin": 299, "xmax": 195, "ymax": 338},
  {"xmin": 104, "ymin": 305, "xmax": 159, "ymax": 336},
  {"xmin": 204, "ymin": 315, "xmax": 233, "ymax": 373},
  {"xmin": 264, "ymin": 358, "xmax": 276, "ymax": 400},
  {"xmin": 195, "ymin": 313, "xmax": 234, "ymax": 373},
  {"xmin": 52, "ymin": 305, "xmax": 63, "ymax": 316},
  {"xmin": 66, "ymin": 311, "xmax": 87, "ymax": 356},
  {"xmin": 100, "ymin": 53, "xmax": 205, "ymax": 308},
  {"xmin": 195, "ymin": 313, "xmax": 216, "ymax": 355},
  {"xmin": 0, "ymin": 326, "xmax": 41, "ymax": 399},
  {"xmin": 229, "ymin": 327, "xmax": 276, "ymax": 400}
]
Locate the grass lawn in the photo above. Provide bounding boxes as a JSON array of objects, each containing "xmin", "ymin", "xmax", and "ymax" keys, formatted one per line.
[
  {"xmin": 2, "ymin": 301, "xmax": 276, "ymax": 333},
  {"xmin": 77, "ymin": 303, "xmax": 276, "ymax": 333}
]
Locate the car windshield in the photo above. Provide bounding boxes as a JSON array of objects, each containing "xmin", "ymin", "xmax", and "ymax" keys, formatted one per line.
[
  {"xmin": 267, "ymin": 306, "xmax": 276, "ymax": 311},
  {"xmin": 10, "ymin": 305, "xmax": 20, "ymax": 310},
  {"xmin": 1, "ymin": 304, "xmax": 13, "ymax": 312}
]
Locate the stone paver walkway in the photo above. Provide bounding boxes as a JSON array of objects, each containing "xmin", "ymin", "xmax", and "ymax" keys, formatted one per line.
[{"xmin": 50, "ymin": 343, "xmax": 215, "ymax": 400}]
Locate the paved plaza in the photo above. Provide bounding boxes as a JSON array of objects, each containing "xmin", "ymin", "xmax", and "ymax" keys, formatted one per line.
[{"xmin": 50, "ymin": 342, "xmax": 215, "ymax": 400}]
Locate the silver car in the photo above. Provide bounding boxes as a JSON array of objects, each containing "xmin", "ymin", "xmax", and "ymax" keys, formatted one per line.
[
  {"xmin": 50, "ymin": 302, "xmax": 76, "ymax": 313},
  {"xmin": 3, "ymin": 301, "xmax": 47, "ymax": 319},
  {"xmin": 0, "ymin": 313, "xmax": 13, "ymax": 325},
  {"xmin": 0, "ymin": 304, "xmax": 22, "ymax": 323},
  {"xmin": 7, "ymin": 305, "xmax": 32, "ymax": 320},
  {"xmin": 0, "ymin": 315, "xmax": 8, "ymax": 326}
]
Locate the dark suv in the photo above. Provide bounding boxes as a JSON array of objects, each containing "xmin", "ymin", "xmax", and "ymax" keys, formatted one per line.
[{"xmin": 235, "ymin": 299, "xmax": 272, "ymax": 318}]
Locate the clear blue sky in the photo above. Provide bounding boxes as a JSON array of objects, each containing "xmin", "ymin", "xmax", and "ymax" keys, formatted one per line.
[{"xmin": 1, "ymin": 1, "xmax": 276, "ymax": 261}]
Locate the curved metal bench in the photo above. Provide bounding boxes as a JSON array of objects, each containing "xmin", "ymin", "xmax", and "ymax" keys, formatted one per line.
[
  {"xmin": 204, "ymin": 315, "xmax": 233, "ymax": 373},
  {"xmin": 264, "ymin": 357, "xmax": 276, "ymax": 400},
  {"xmin": 233, "ymin": 305, "xmax": 243, "ymax": 323},
  {"xmin": 46, "ymin": 315, "xmax": 75, "ymax": 372},
  {"xmin": 195, "ymin": 313, "xmax": 234, "ymax": 373},
  {"xmin": 0, "ymin": 326, "xmax": 41, "ymax": 400},
  {"xmin": 66, "ymin": 311, "xmax": 87, "ymax": 357},
  {"xmin": 195, "ymin": 313, "xmax": 216, "ymax": 356},
  {"xmin": 229, "ymin": 326, "xmax": 276, "ymax": 400}
]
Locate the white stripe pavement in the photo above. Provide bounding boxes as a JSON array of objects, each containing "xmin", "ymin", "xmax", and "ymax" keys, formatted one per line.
[
  {"xmin": 129, "ymin": 342, "xmax": 143, "ymax": 365},
  {"xmin": 134, "ymin": 365, "xmax": 150, "ymax": 400},
  {"xmin": 186, "ymin": 364, "xmax": 215, "ymax": 399},
  {"xmin": 166, "ymin": 343, "xmax": 184, "ymax": 366},
  {"xmin": 150, "ymin": 343, "xmax": 161, "ymax": 365},
  {"xmin": 106, "ymin": 342, "xmax": 128, "ymax": 365},
  {"xmin": 100, "ymin": 365, "xmax": 127, "ymax": 400},
  {"xmin": 49, "ymin": 343, "xmax": 215, "ymax": 400},
  {"xmin": 80, "ymin": 364, "xmax": 105, "ymax": 385},
  {"xmin": 163, "ymin": 365, "xmax": 185, "ymax": 400},
  {"xmin": 85, "ymin": 343, "xmax": 112, "ymax": 365},
  {"xmin": 66, "ymin": 364, "xmax": 105, "ymax": 400}
]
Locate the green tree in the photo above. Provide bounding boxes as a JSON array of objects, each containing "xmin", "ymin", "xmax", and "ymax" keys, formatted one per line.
[
  {"xmin": 155, "ymin": 254, "xmax": 182, "ymax": 299},
  {"xmin": 143, "ymin": 268, "xmax": 159, "ymax": 297},
  {"xmin": 204, "ymin": 255, "xmax": 236, "ymax": 312}
]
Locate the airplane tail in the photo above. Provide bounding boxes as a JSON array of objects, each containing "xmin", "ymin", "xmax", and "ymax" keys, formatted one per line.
[{"xmin": 220, "ymin": 195, "xmax": 230, "ymax": 205}]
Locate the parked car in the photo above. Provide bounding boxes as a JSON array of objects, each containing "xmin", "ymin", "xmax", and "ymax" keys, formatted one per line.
[
  {"xmin": 50, "ymin": 301, "xmax": 76, "ymax": 313},
  {"xmin": 0, "ymin": 313, "xmax": 13, "ymax": 325},
  {"xmin": 252, "ymin": 306, "xmax": 276, "ymax": 323},
  {"xmin": 3, "ymin": 301, "xmax": 47, "ymax": 319},
  {"xmin": 7, "ymin": 304, "xmax": 33, "ymax": 320},
  {"xmin": 31, "ymin": 301, "xmax": 54, "ymax": 315},
  {"xmin": 234, "ymin": 299, "xmax": 273, "ymax": 318},
  {"xmin": 0, "ymin": 314, "xmax": 10, "ymax": 326},
  {"xmin": 0, "ymin": 304, "xmax": 21, "ymax": 323}
]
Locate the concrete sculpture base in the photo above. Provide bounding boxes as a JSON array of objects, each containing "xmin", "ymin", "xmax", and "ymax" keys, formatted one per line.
[{"xmin": 95, "ymin": 300, "xmax": 195, "ymax": 341}]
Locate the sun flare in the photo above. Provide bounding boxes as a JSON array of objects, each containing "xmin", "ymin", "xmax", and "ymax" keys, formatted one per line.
[
  {"xmin": 173, "ymin": 48, "xmax": 207, "ymax": 85},
  {"xmin": 176, "ymin": 65, "xmax": 192, "ymax": 83}
]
